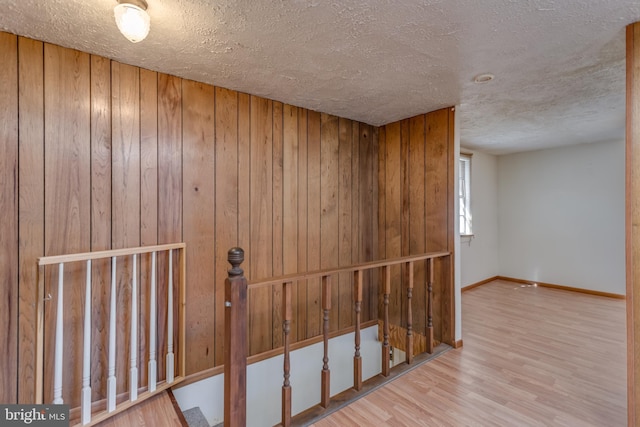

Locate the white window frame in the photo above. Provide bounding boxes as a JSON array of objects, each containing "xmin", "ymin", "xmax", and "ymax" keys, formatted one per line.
[{"xmin": 459, "ymin": 153, "xmax": 473, "ymax": 236}]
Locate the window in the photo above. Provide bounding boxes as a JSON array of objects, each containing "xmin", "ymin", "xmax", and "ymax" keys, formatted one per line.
[{"xmin": 459, "ymin": 154, "xmax": 472, "ymax": 236}]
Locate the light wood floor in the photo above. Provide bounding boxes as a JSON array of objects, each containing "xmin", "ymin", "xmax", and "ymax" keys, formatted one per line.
[
  {"xmin": 311, "ymin": 280, "xmax": 627, "ymax": 426},
  {"xmin": 96, "ymin": 391, "xmax": 185, "ymax": 427}
]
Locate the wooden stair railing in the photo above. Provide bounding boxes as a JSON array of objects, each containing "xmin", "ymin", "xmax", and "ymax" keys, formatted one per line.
[
  {"xmin": 35, "ymin": 243, "xmax": 186, "ymax": 427},
  {"xmin": 224, "ymin": 248, "xmax": 450, "ymax": 427}
]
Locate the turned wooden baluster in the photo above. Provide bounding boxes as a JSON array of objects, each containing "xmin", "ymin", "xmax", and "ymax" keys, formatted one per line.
[
  {"xmin": 353, "ymin": 269, "xmax": 363, "ymax": 391},
  {"xmin": 282, "ymin": 281, "xmax": 292, "ymax": 427},
  {"xmin": 81, "ymin": 260, "xmax": 92, "ymax": 424},
  {"xmin": 129, "ymin": 255, "xmax": 138, "ymax": 402},
  {"xmin": 149, "ymin": 252, "xmax": 157, "ymax": 393},
  {"xmin": 224, "ymin": 248, "xmax": 247, "ymax": 427},
  {"xmin": 321, "ymin": 275, "xmax": 331, "ymax": 408},
  {"xmin": 427, "ymin": 258, "xmax": 434, "ymax": 354},
  {"xmin": 406, "ymin": 261, "xmax": 414, "ymax": 364},
  {"xmin": 53, "ymin": 264, "xmax": 64, "ymax": 405},
  {"xmin": 107, "ymin": 257, "xmax": 117, "ymax": 411},
  {"xmin": 167, "ymin": 249, "xmax": 175, "ymax": 384},
  {"xmin": 382, "ymin": 265, "xmax": 391, "ymax": 376}
]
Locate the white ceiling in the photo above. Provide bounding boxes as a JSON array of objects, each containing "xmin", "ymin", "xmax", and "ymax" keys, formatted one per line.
[{"xmin": 1, "ymin": 0, "xmax": 639, "ymax": 154}]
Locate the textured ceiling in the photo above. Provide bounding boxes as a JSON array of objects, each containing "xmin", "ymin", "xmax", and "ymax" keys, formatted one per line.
[{"xmin": 1, "ymin": 0, "xmax": 639, "ymax": 154}]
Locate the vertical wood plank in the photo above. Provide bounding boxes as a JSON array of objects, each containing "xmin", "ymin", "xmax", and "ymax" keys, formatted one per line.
[
  {"xmin": 112, "ymin": 62, "xmax": 141, "ymax": 393},
  {"xmin": 320, "ymin": 113, "xmax": 340, "ymax": 331},
  {"xmin": 157, "ymin": 73, "xmax": 183, "ymax": 379},
  {"xmin": 297, "ymin": 108, "xmax": 309, "ymax": 340},
  {"xmin": 360, "ymin": 124, "xmax": 375, "ymax": 321},
  {"xmin": 377, "ymin": 127, "xmax": 387, "ymax": 319},
  {"xmin": 17, "ymin": 36, "xmax": 44, "ymax": 404},
  {"xmin": 112, "ymin": 62, "xmax": 141, "ymax": 249},
  {"xmin": 409, "ymin": 115, "xmax": 426, "ymax": 335},
  {"xmin": 283, "ymin": 104, "xmax": 299, "ymax": 343},
  {"xmin": 249, "ymin": 96, "xmax": 273, "ymax": 354},
  {"xmin": 400, "ymin": 119, "xmax": 411, "ymax": 260},
  {"xmin": 338, "ymin": 118, "xmax": 353, "ymax": 329},
  {"xmin": 214, "ymin": 87, "xmax": 237, "ymax": 366},
  {"xmin": 237, "ymin": 93, "xmax": 251, "ymax": 282},
  {"xmin": 44, "ymin": 43, "xmax": 91, "ymax": 405},
  {"xmin": 352, "ymin": 123, "xmax": 361, "ymax": 265},
  {"xmin": 384, "ymin": 121, "xmax": 402, "ymax": 326},
  {"xmin": 89, "ymin": 54, "xmax": 112, "ymax": 403},
  {"xmin": 0, "ymin": 32, "xmax": 18, "ymax": 404},
  {"xmin": 183, "ymin": 80, "xmax": 215, "ymax": 372},
  {"xmin": 400, "ymin": 120, "xmax": 410, "ymax": 327},
  {"xmin": 307, "ymin": 111, "xmax": 322, "ymax": 338},
  {"xmin": 272, "ymin": 102, "xmax": 284, "ymax": 348},
  {"xmin": 157, "ymin": 73, "xmax": 183, "ymax": 245},
  {"xmin": 140, "ymin": 69, "xmax": 158, "ymax": 248},
  {"xmin": 139, "ymin": 68, "xmax": 158, "ymax": 386},
  {"xmin": 370, "ymin": 127, "xmax": 380, "ymax": 320}
]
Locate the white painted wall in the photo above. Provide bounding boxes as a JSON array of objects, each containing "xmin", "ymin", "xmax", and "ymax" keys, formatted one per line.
[
  {"xmin": 497, "ymin": 140, "xmax": 625, "ymax": 294},
  {"xmin": 172, "ymin": 325, "xmax": 382, "ymax": 427},
  {"xmin": 459, "ymin": 149, "xmax": 499, "ymax": 288}
]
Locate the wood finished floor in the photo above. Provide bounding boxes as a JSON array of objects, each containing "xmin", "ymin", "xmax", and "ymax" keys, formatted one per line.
[
  {"xmin": 96, "ymin": 391, "xmax": 185, "ymax": 427},
  {"xmin": 311, "ymin": 280, "xmax": 627, "ymax": 426}
]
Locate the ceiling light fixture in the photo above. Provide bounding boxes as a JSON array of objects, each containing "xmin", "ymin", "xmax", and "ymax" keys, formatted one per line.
[
  {"xmin": 114, "ymin": 0, "xmax": 150, "ymax": 43},
  {"xmin": 473, "ymin": 73, "xmax": 495, "ymax": 84}
]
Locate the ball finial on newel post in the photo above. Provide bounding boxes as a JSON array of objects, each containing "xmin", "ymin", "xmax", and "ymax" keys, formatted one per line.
[{"xmin": 227, "ymin": 247, "xmax": 244, "ymax": 277}]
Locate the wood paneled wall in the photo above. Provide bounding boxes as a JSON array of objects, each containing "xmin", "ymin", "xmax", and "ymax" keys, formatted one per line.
[
  {"xmin": 0, "ymin": 32, "xmax": 382, "ymax": 404},
  {"xmin": 378, "ymin": 108, "xmax": 456, "ymax": 345}
]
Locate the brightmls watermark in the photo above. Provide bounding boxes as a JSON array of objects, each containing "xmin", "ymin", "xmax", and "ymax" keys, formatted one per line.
[{"xmin": 0, "ymin": 405, "xmax": 68, "ymax": 427}]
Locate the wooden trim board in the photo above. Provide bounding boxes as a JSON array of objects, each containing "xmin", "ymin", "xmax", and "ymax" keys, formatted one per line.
[
  {"xmin": 462, "ymin": 276, "xmax": 625, "ymax": 299},
  {"xmin": 461, "ymin": 276, "xmax": 499, "ymax": 292},
  {"xmin": 461, "ymin": 276, "xmax": 627, "ymax": 299},
  {"xmin": 498, "ymin": 276, "xmax": 625, "ymax": 299},
  {"xmin": 626, "ymin": 21, "xmax": 640, "ymax": 427}
]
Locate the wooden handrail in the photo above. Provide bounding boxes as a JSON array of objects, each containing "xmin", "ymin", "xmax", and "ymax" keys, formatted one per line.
[
  {"xmin": 37, "ymin": 242, "xmax": 186, "ymax": 265},
  {"xmin": 246, "ymin": 251, "xmax": 450, "ymax": 289}
]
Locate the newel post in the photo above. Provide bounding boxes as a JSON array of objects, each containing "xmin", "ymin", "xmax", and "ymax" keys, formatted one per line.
[{"xmin": 224, "ymin": 247, "xmax": 247, "ymax": 427}]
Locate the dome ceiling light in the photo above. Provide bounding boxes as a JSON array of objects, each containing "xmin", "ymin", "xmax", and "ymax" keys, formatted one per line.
[{"xmin": 114, "ymin": 0, "xmax": 150, "ymax": 43}]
